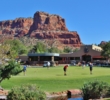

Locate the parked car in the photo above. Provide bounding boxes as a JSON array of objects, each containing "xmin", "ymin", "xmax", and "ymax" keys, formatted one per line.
[
  {"xmin": 43, "ymin": 61, "xmax": 48, "ymax": 67},
  {"xmin": 101, "ymin": 63, "xmax": 110, "ymax": 67},
  {"xmin": 70, "ymin": 60, "xmax": 76, "ymax": 66},
  {"xmin": 43, "ymin": 61, "xmax": 55, "ymax": 67}
]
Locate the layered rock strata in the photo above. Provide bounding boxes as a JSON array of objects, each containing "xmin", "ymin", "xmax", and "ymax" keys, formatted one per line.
[{"xmin": 0, "ymin": 11, "xmax": 81, "ymax": 48}]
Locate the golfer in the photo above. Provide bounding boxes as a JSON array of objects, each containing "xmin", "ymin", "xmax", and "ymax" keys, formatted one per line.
[
  {"xmin": 63, "ymin": 64, "xmax": 68, "ymax": 76},
  {"xmin": 23, "ymin": 65, "xmax": 27, "ymax": 75},
  {"xmin": 47, "ymin": 61, "xmax": 50, "ymax": 69},
  {"xmin": 89, "ymin": 62, "xmax": 93, "ymax": 74}
]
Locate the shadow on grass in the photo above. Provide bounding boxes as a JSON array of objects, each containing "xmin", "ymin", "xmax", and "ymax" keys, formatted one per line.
[{"xmin": 56, "ymin": 74, "xmax": 63, "ymax": 76}]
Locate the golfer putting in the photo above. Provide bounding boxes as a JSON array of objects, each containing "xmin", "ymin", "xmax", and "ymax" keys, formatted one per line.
[{"xmin": 63, "ymin": 64, "xmax": 68, "ymax": 76}]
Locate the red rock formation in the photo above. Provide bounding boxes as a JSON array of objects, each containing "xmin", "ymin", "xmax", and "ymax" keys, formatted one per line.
[
  {"xmin": 0, "ymin": 18, "xmax": 33, "ymax": 37},
  {"xmin": 30, "ymin": 31, "xmax": 81, "ymax": 47},
  {"xmin": 0, "ymin": 18, "xmax": 33, "ymax": 28},
  {"xmin": 29, "ymin": 11, "xmax": 68, "ymax": 32},
  {"xmin": 99, "ymin": 41, "xmax": 107, "ymax": 46},
  {"xmin": 0, "ymin": 11, "xmax": 82, "ymax": 48}
]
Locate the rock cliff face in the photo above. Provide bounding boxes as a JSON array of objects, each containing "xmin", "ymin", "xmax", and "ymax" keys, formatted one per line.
[
  {"xmin": 30, "ymin": 31, "xmax": 81, "ymax": 47},
  {"xmin": 29, "ymin": 11, "xmax": 68, "ymax": 32},
  {"xmin": 0, "ymin": 18, "xmax": 33, "ymax": 36},
  {"xmin": 0, "ymin": 11, "xmax": 81, "ymax": 48}
]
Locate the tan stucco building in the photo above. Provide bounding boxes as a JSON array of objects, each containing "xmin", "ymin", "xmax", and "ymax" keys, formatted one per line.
[{"xmin": 59, "ymin": 45, "xmax": 105, "ymax": 64}]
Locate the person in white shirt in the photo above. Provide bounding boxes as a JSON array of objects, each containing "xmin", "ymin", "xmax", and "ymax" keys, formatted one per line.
[{"xmin": 47, "ymin": 61, "xmax": 50, "ymax": 69}]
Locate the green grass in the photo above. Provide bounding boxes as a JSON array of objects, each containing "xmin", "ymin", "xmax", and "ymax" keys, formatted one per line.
[{"xmin": 1, "ymin": 66, "xmax": 110, "ymax": 93}]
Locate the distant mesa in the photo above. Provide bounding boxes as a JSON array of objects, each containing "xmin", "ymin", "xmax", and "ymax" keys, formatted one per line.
[
  {"xmin": 99, "ymin": 41, "xmax": 107, "ymax": 46},
  {"xmin": 0, "ymin": 11, "xmax": 82, "ymax": 48}
]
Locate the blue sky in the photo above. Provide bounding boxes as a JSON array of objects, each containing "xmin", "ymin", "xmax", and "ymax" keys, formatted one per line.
[{"xmin": 0, "ymin": 0, "xmax": 110, "ymax": 45}]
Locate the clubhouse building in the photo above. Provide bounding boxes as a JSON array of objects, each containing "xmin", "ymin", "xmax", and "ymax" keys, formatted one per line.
[{"xmin": 19, "ymin": 45, "xmax": 106, "ymax": 66}]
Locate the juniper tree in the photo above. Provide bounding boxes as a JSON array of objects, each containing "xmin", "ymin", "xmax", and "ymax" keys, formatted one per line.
[{"xmin": 0, "ymin": 43, "xmax": 22, "ymax": 83}]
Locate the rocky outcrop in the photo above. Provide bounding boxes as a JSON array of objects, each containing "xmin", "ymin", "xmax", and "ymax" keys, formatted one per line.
[
  {"xmin": 30, "ymin": 31, "xmax": 81, "ymax": 47},
  {"xmin": 0, "ymin": 18, "xmax": 33, "ymax": 36},
  {"xmin": 0, "ymin": 18, "xmax": 33, "ymax": 28},
  {"xmin": 0, "ymin": 11, "xmax": 82, "ymax": 48},
  {"xmin": 29, "ymin": 11, "xmax": 68, "ymax": 33},
  {"xmin": 99, "ymin": 41, "xmax": 107, "ymax": 46}
]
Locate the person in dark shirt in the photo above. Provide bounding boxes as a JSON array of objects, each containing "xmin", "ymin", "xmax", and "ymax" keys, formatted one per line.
[
  {"xmin": 63, "ymin": 65, "xmax": 68, "ymax": 76},
  {"xmin": 88, "ymin": 62, "xmax": 93, "ymax": 74}
]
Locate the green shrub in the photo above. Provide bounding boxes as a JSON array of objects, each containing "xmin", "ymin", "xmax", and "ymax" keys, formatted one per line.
[
  {"xmin": 7, "ymin": 84, "xmax": 46, "ymax": 100},
  {"xmin": 81, "ymin": 80, "xmax": 109, "ymax": 100},
  {"xmin": 106, "ymin": 86, "xmax": 110, "ymax": 98}
]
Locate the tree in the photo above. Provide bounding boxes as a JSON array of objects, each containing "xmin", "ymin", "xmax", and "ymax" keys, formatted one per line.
[
  {"xmin": 32, "ymin": 42, "xmax": 47, "ymax": 53},
  {"xmin": 63, "ymin": 47, "xmax": 73, "ymax": 53},
  {"xmin": 4, "ymin": 39, "xmax": 28, "ymax": 56},
  {"xmin": 0, "ymin": 43, "xmax": 17, "ymax": 64},
  {"xmin": 0, "ymin": 43, "xmax": 22, "ymax": 83},
  {"xmin": 73, "ymin": 48, "xmax": 79, "ymax": 52},
  {"xmin": 101, "ymin": 41, "xmax": 110, "ymax": 59},
  {"xmin": 48, "ymin": 47, "xmax": 60, "ymax": 53},
  {"xmin": 0, "ymin": 60, "xmax": 22, "ymax": 83}
]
